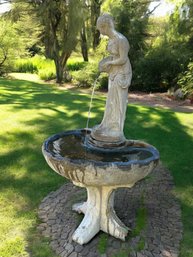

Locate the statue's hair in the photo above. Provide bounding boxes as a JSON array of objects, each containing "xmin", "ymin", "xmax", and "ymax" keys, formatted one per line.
[{"xmin": 97, "ymin": 13, "xmax": 114, "ymax": 29}]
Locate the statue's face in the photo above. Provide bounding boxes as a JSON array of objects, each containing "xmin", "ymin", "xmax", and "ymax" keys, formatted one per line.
[{"xmin": 97, "ymin": 22, "xmax": 108, "ymax": 36}]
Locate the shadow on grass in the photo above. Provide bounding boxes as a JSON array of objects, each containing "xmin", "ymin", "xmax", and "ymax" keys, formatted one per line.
[
  {"xmin": 0, "ymin": 78, "xmax": 104, "ymax": 201},
  {"xmin": 0, "ymin": 77, "xmax": 193, "ymax": 257}
]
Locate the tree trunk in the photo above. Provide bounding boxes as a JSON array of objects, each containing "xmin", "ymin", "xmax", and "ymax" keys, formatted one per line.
[
  {"xmin": 91, "ymin": 0, "xmax": 102, "ymax": 50},
  {"xmin": 54, "ymin": 52, "xmax": 71, "ymax": 84},
  {"xmin": 54, "ymin": 59, "xmax": 64, "ymax": 84},
  {"xmin": 93, "ymin": 29, "xmax": 100, "ymax": 50},
  {"xmin": 80, "ymin": 23, "xmax": 89, "ymax": 62},
  {"xmin": 0, "ymin": 49, "xmax": 7, "ymax": 66}
]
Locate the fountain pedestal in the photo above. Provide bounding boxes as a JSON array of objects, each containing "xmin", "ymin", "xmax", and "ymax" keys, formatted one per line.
[{"xmin": 72, "ymin": 184, "xmax": 129, "ymax": 245}]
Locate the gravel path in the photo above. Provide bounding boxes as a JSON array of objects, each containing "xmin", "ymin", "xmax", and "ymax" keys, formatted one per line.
[
  {"xmin": 38, "ymin": 164, "xmax": 183, "ymax": 257},
  {"xmin": 128, "ymin": 92, "xmax": 193, "ymax": 113}
]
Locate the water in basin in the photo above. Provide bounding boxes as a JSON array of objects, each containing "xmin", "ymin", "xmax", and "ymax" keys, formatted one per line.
[{"xmin": 49, "ymin": 133, "xmax": 153, "ymax": 163}]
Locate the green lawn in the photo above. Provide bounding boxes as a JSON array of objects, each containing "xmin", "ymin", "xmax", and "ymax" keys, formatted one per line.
[{"xmin": 0, "ymin": 77, "xmax": 193, "ymax": 257}]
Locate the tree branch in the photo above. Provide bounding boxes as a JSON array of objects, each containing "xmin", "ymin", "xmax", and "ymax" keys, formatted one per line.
[
  {"xmin": 145, "ymin": 3, "xmax": 161, "ymax": 16},
  {"xmin": 0, "ymin": 48, "xmax": 7, "ymax": 66}
]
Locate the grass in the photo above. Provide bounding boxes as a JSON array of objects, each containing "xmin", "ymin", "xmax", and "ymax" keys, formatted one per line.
[
  {"xmin": 0, "ymin": 76, "xmax": 193, "ymax": 257},
  {"xmin": 132, "ymin": 207, "xmax": 147, "ymax": 237},
  {"xmin": 97, "ymin": 233, "xmax": 109, "ymax": 254}
]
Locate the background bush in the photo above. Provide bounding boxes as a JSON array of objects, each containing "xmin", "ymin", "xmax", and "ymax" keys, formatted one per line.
[
  {"xmin": 14, "ymin": 56, "xmax": 54, "ymax": 73},
  {"xmin": 132, "ymin": 43, "xmax": 190, "ymax": 92},
  {"xmin": 67, "ymin": 59, "xmax": 87, "ymax": 71},
  {"xmin": 14, "ymin": 55, "xmax": 89, "ymax": 81},
  {"xmin": 177, "ymin": 62, "xmax": 193, "ymax": 99},
  {"xmin": 72, "ymin": 62, "xmax": 99, "ymax": 87},
  {"xmin": 14, "ymin": 59, "xmax": 38, "ymax": 73},
  {"xmin": 38, "ymin": 68, "xmax": 56, "ymax": 81}
]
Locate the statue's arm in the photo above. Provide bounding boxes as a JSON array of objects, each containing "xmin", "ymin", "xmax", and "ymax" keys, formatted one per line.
[{"xmin": 110, "ymin": 38, "xmax": 129, "ymax": 66}]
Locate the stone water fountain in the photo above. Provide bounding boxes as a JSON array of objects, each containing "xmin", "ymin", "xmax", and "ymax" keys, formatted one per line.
[{"xmin": 42, "ymin": 14, "xmax": 159, "ymax": 245}]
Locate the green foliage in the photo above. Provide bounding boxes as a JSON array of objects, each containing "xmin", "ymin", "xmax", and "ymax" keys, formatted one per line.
[
  {"xmin": 0, "ymin": 237, "xmax": 27, "ymax": 257},
  {"xmin": 177, "ymin": 62, "xmax": 193, "ymax": 98},
  {"xmin": 14, "ymin": 56, "xmax": 56, "ymax": 80},
  {"xmin": 34, "ymin": 0, "xmax": 86, "ymax": 57},
  {"xmin": 14, "ymin": 55, "xmax": 88, "ymax": 81},
  {"xmin": 14, "ymin": 56, "xmax": 54, "ymax": 73},
  {"xmin": 34, "ymin": 0, "xmax": 88, "ymax": 82},
  {"xmin": 71, "ymin": 39, "xmax": 108, "ymax": 89},
  {"xmin": 167, "ymin": 0, "xmax": 193, "ymax": 51},
  {"xmin": 67, "ymin": 60, "xmax": 87, "ymax": 71},
  {"xmin": 0, "ymin": 18, "xmax": 25, "ymax": 74},
  {"xmin": 71, "ymin": 59, "xmax": 108, "ymax": 90},
  {"xmin": 38, "ymin": 69, "xmax": 56, "ymax": 81},
  {"xmin": 14, "ymin": 59, "xmax": 38, "ymax": 74},
  {"xmin": 72, "ymin": 61, "xmax": 99, "ymax": 87},
  {"xmin": 98, "ymin": 73, "xmax": 108, "ymax": 90},
  {"xmin": 133, "ymin": 43, "xmax": 190, "ymax": 92},
  {"xmin": 10, "ymin": 1, "xmax": 42, "ymax": 55}
]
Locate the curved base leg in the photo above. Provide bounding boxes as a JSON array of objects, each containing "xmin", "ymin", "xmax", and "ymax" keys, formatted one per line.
[
  {"xmin": 72, "ymin": 186, "xmax": 129, "ymax": 245},
  {"xmin": 72, "ymin": 187, "xmax": 100, "ymax": 245},
  {"xmin": 72, "ymin": 202, "xmax": 87, "ymax": 214}
]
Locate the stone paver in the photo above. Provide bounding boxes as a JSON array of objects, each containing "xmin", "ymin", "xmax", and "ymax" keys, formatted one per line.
[{"xmin": 38, "ymin": 164, "xmax": 183, "ymax": 257}]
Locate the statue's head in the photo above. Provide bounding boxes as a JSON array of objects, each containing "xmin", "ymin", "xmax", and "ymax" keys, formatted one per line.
[{"xmin": 96, "ymin": 13, "xmax": 115, "ymax": 36}]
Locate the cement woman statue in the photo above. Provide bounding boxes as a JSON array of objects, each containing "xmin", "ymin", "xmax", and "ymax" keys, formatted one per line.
[{"xmin": 91, "ymin": 13, "xmax": 132, "ymax": 147}]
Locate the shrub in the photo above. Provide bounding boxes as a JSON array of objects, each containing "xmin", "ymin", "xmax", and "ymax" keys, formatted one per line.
[
  {"xmin": 0, "ymin": 60, "xmax": 14, "ymax": 76},
  {"xmin": 38, "ymin": 68, "xmax": 56, "ymax": 80},
  {"xmin": 14, "ymin": 59, "xmax": 38, "ymax": 73},
  {"xmin": 132, "ymin": 43, "xmax": 190, "ymax": 92},
  {"xmin": 177, "ymin": 62, "xmax": 193, "ymax": 99},
  {"xmin": 72, "ymin": 62, "xmax": 99, "ymax": 87},
  {"xmin": 70, "ymin": 40, "xmax": 109, "ymax": 89},
  {"xmin": 14, "ymin": 56, "xmax": 55, "ymax": 74},
  {"xmin": 14, "ymin": 55, "xmax": 87, "ymax": 81},
  {"xmin": 67, "ymin": 59, "xmax": 87, "ymax": 71},
  {"xmin": 97, "ymin": 73, "xmax": 108, "ymax": 90},
  {"xmin": 0, "ymin": 18, "xmax": 26, "ymax": 76}
]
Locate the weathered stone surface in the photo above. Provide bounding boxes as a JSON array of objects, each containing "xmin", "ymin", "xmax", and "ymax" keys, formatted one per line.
[
  {"xmin": 68, "ymin": 253, "xmax": 78, "ymax": 257},
  {"xmin": 90, "ymin": 13, "xmax": 132, "ymax": 145},
  {"xmin": 38, "ymin": 164, "xmax": 183, "ymax": 257}
]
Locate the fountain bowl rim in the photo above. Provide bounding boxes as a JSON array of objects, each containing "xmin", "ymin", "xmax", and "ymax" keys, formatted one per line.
[{"xmin": 42, "ymin": 129, "xmax": 160, "ymax": 168}]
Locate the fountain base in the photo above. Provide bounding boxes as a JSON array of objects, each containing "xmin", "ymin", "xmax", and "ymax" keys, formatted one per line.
[
  {"xmin": 88, "ymin": 134, "xmax": 126, "ymax": 149},
  {"xmin": 42, "ymin": 129, "xmax": 159, "ymax": 245},
  {"xmin": 72, "ymin": 183, "xmax": 129, "ymax": 245},
  {"xmin": 90, "ymin": 125, "xmax": 126, "ymax": 148}
]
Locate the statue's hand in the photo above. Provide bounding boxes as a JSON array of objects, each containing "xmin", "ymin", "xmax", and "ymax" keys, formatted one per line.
[
  {"xmin": 99, "ymin": 56, "xmax": 113, "ymax": 73},
  {"xmin": 103, "ymin": 61, "xmax": 112, "ymax": 70}
]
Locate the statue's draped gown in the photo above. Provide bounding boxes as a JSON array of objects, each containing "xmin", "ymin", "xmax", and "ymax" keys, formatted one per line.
[{"xmin": 93, "ymin": 34, "xmax": 132, "ymax": 142}]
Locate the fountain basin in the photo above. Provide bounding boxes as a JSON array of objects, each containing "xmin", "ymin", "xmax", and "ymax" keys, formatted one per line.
[
  {"xmin": 42, "ymin": 129, "xmax": 159, "ymax": 187},
  {"xmin": 42, "ymin": 129, "xmax": 159, "ymax": 244}
]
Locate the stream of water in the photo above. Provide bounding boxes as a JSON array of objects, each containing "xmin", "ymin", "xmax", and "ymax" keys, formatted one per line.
[{"xmin": 85, "ymin": 76, "xmax": 100, "ymax": 132}]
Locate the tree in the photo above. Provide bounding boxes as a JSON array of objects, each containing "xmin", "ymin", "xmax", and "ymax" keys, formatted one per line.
[
  {"xmin": 9, "ymin": 2, "xmax": 42, "ymax": 56},
  {"xmin": 0, "ymin": 18, "xmax": 25, "ymax": 74},
  {"xmin": 79, "ymin": 0, "xmax": 103, "ymax": 61},
  {"xmin": 32, "ymin": 0, "xmax": 86, "ymax": 83},
  {"xmin": 91, "ymin": 0, "xmax": 103, "ymax": 49},
  {"xmin": 3, "ymin": 0, "xmax": 88, "ymax": 82},
  {"xmin": 80, "ymin": 22, "xmax": 89, "ymax": 62}
]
